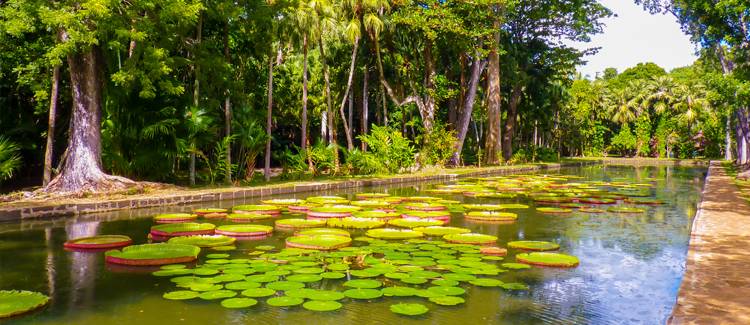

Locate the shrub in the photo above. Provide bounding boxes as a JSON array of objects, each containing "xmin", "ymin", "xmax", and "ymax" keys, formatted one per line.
[
  {"xmin": 417, "ymin": 124, "xmax": 456, "ymax": 166},
  {"xmin": 353, "ymin": 126, "xmax": 416, "ymax": 174}
]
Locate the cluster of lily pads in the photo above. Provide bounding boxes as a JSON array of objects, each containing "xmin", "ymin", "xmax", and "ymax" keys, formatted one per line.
[
  {"xmin": 157, "ymin": 238, "xmax": 549, "ymax": 315},
  {"xmin": 48, "ymin": 172, "xmax": 667, "ymax": 319}
]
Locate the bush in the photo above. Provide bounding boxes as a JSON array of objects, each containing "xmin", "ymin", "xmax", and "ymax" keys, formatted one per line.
[
  {"xmin": 417, "ymin": 123, "xmax": 456, "ymax": 166},
  {"xmin": 609, "ymin": 124, "xmax": 636, "ymax": 156},
  {"xmin": 351, "ymin": 126, "xmax": 416, "ymax": 174}
]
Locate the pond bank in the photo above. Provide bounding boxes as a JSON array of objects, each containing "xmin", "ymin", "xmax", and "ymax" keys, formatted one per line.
[
  {"xmin": 669, "ymin": 161, "xmax": 750, "ymax": 324},
  {"xmin": 0, "ymin": 162, "xmax": 574, "ymax": 221}
]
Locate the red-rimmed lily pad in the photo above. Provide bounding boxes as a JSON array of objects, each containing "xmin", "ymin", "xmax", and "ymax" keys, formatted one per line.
[
  {"xmin": 275, "ymin": 218, "xmax": 327, "ymax": 229},
  {"xmin": 480, "ymin": 246, "xmax": 508, "ymax": 256},
  {"xmin": 105, "ymin": 243, "xmax": 200, "ymax": 266},
  {"xmin": 366, "ymin": 228, "xmax": 424, "ymax": 240},
  {"xmin": 285, "ymin": 235, "xmax": 352, "ymax": 250},
  {"xmin": 215, "ymin": 225, "xmax": 273, "ymax": 237},
  {"xmin": 536, "ymin": 207, "xmax": 573, "ymax": 214},
  {"xmin": 261, "ymin": 198, "xmax": 305, "ymax": 206},
  {"xmin": 227, "ymin": 213, "xmax": 275, "ymax": 222},
  {"xmin": 150, "ymin": 223, "xmax": 216, "ymax": 238},
  {"xmin": 464, "ymin": 211, "xmax": 517, "ymax": 223},
  {"xmin": 193, "ymin": 208, "xmax": 228, "ymax": 218},
  {"xmin": 403, "ymin": 202, "xmax": 447, "ymax": 211},
  {"xmin": 296, "ymin": 228, "xmax": 350, "ymax": 237},
  {"xmin": 327, "ymin": 217, "xmax": 384, "ymax": 229},
  {"xmin": 167, "ymin": 235, "xmax": 236, "ymax": 247},
  {"xmin": 412, "ymin": 226, "xmax": 470, "ymax": 236},
  {"xmin": 233, "ymin": 204, "xmax": 281, "ymax": 215},
  {"xmin": 306, "ymin": 205, "xmax": 362, "ymax": 219},
  {"xmin": 64, "ymin": 235, "xmax": 132, "ymax": 250},
  {"xmin": 154, "ymin": 213, "xmax": 198, "ymax": 223}
]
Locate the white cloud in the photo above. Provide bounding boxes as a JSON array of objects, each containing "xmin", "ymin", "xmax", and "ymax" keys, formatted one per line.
[{"xmin": 573, "ymin": 0, "xmax": 699, "ymax": 78}]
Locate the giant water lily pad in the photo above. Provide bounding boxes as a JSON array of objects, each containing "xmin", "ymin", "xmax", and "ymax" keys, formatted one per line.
[
  {"xmin": 221, "ymin": 297, "xmax": 258, "ymax": 308},
  {"xmin": 462, "ymin": 204, "xmax": 505, "ymax": 211},
  {"xmin": 286, "ymin": 235, "xmax": 352, "ymax": 250},
  {"xmin": 387, "ymin": 218, "xmax": 443, "ymax": 228},
  {"xmin": 167, "ymin": 235, "xmax": 236, "ymax": 247},
  {"xmin": 516, "ymin": 252, "xmax": 579, "ymax": 267},
  {"xmin": 105, "ymin": 243, "xmax": 200, "ymax": 266},
  {"xmin": 162, "ymin": 290, "xmax": 200, "ymax": 300},
  {"xmin": 0, "ymin": 290, "xmax": 49, "ymax": 318},
  {"xmin": 390, "ymin": 303, "xmax": 429, "ymax": 316},
  {"xmin": 227, "ymin": 213, "xmax": 275, "ymax": 222},
  {"xmin": 412, "ymin": 226, "xmax": 470, "ymax": 236},
  {"xmin": 150, "ymin": 223, "xmax": 216, "ymax": 237},
  {"xmin": 343, "ymin": 289, "xmax": 382, "ymax": 299},
  {"xmin": 266, "ymin": 281, "xmax": 305, "ymax": 291},
  {"xmin": 443, "ymin": 233, "xmax": 497, "ymax": 245},
  {"xmin": 353, "ymin": 210, "xmax": 400, "ymax": 220},
  {"xmin": 307, "ymin": 205, "xmax": 362, "ymax": 218},
  {"xmin": 275, "ymin": 219, "xmax": 327, "ymax": 229},
  {"xmin": 536, "ymin": 207, "xmax": 573, "ymax": 214},
  {"xmin": 296, "ymin": 228, "xmax": 350, "ymax": 237},
  {"xmin": 233, "ymin": 204, "xmax": 281, "ymax": 215},
  {"xmin": 215, "ymin": 224, "xmax": 273, "ymax": 237},
  {"xmin": 154, "ymin": 213, "xmax": 197, "ymax": 223},
  {"xmin": 261, "ymin": 198, "xmax": 305, "ymax": 206},
  {"xmin": 327, "ymin": 217, "xmax": 385, "ymax": 229},
  {"xmin": 366, "ymin": 228, "xmax": 424, "ymax": 239},
  {"xmin": 266, "ymin": 296, "xmax": 304, "ymax": 307},
  {"xmin": 350, "ymin": 200, "xmax": 392, "ymax": 209},
  {"xmin": 306, "ymin": 196, "xmax": 349, "ymax": 205},
  {"xmin": 507, "ymin": 241, "xmax": 560, "ymax": 251},
  {"xmin": 469, "ymin": 278, "xmax": 503, "ymax": 287},
  {"xmin": 607, "ymin": 207, "xmax": 646, "ymax": 214},
  {"xmin": 303, "ymin": 300, "xmax": 342, "ymax": 312},
  {"xmin": 464, "ymin": 211, "xmax": 518, "ymax": 223},
  {"xmin": 64, "ymin": 235, "xmax": 132, "ymax": 250}
]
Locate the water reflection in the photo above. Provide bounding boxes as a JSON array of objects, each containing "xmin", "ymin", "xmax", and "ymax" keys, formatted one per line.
[{"xmin": 65, "ymin": 222, "xmax": 99, "ymax": 309}]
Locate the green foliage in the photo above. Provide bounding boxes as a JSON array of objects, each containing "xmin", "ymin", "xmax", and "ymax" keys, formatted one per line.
[
  {"xmin": 355, "ymin": 126, "xmax": 415, "ymax": 174},
  {"xmin": 417, "ymin": 123, "xmax": 456, "ymax": 167},
  {"xmin": 609, "ymin": 124, "xmax": 637, "ymax": 156},
  {"xmin": 0, "ymin": 137, "xmax": 22, "ymax": 182}
]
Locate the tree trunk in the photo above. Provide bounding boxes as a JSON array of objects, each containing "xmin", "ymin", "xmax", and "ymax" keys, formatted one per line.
[
  {"xmin": 421, "ymin": 38, "xmax": 437, "ymax": 133},
  {"xmin": 44, "ymin": 45, "xmax": 134, "ymax": 193},
  {"xmin": 190, "ymin": 13, "xmax": 202, "ymax": 186},
  {"xmin": 502, "ymin": 84, "xmax": 523, "ymax": 161},
  {"xmin": 318, "ymin": 38, "xmax": 335, "ymax": 148},
  {"xmin": 726, "ymin": 115, "xmax": 733, "ymax": 161},
  {"xmin": 362, "ymin": 66, "xmax": 369, "ymax": 151},
  {"xmin": 223, "ymin": 21, "xmax": 232, "ymax": 184},
  {"xmin": 43, "ymin": 65, "xmax": 61, "ymax": 186},
  {"xmin": 447, "ymin": 56, "xmax": 486, "ymax": 166},
  {"xmin": 301, "ymin": 34, "xmax": 309, "ymax": 151},
  {"xmin": 337, "ymin": 37, "xmax": 359, "ymax": 151},
  {"xmin": 265, "ymin": 48, "xmax": 281, "ymax": 182},
  {"xmin": 483, "ymin": 39, "xmax": 502, "ymax": 164}
]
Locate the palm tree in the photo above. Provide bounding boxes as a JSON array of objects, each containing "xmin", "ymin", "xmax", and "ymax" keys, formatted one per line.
[
  {"xmin": 291, "ymin": 0, "xmax": 318, "ymax": 153},
  {"xmin": 605, "ymin": 83, "xmax": 641, "ymax": 125},
  {"xmin": 0, "ymin": 136, "xmax": 22, "ymax": 182},
  {"xmin": 185, "ymin": 106, "xmax": 214, "ymax": 185},
  {"xmin": 644, "ymin": 76, "xmax": 676, "ymax": 115},
  {"xmin": 674, "ymin": 83, "xmax": 710, "ymax": 139}
]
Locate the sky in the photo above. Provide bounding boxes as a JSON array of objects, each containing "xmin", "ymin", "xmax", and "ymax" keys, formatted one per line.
[{"xmin": 573, "ymin": 0, "xmax": 699, "ymax": 79}]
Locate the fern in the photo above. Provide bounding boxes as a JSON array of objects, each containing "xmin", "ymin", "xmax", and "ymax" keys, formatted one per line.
[{"xmin": 0, "ymin": 136, "xmax": 22, "ymax": 182}]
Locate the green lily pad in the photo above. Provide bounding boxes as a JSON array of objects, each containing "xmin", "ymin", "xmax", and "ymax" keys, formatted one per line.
[
  {"xmin": 427, "ymin": 286, "xmax": 465, "ymax": 296},
  {"xmin": 105, "ymin": 243, "xmax": 201, "ymax": 266},
  {"xmin": 429, "ymin": 296, "xmax": 465, "ymax": 306},
  {"xmin": 501, "ymin": 262, "xmax": 531, "ymax": 270},
  {"xmin": 536, "ymin": 207, "xmax": 573, "ymax": 214},
  {"xmin": 266, "ymin": 281, "xmax": 305, "ymax": 291},
  {"xmin": 306, "ymin": 196, "xmax": 349, "ymax": 205},
  {"xmin": 154, "ymin": 213, "xmax": 197, "ymax": 222},
  {"xmin": 162, "ymin": 290, "xmax": 199, "ymax": 300},
  {"xmin": 516, "ymin": 252, "xmax": 580, "ymax": 267},
  {"xmin": 227, "ymin": 213, "xmax": 274, "ymax": 222},
  {"xmin": 198, "ymin": 290, "xmax": 237, "ymax": 300},
  {"xmin": 307, "ymin": 290, "xmax": 345, "ymax": 301},
  {"xmin": 366, "ymin": 228, "xmax": 424, "ymax": 239},
  {"xmin": 215, "ymin": 224, "xmax": 273, "ymax": 236},
  {"xmin": 469, "ymin": 278, "xmax": 503, "ymax": 287},
  {"xmin": 607, "ymin": 206, "xmax": 646, "ymax": 214},
  {"xmin": 225, "ymin": 281, "xmax": 261, "ymax": 290},
  {"xmin": 283, "ymin": 288, "xmax": 317, "ymax": 298},
  {"xmin": 381, "ymin": 286, "xmax": 418, "ymax": 297},
  {"xmin": 320, "ymin": 272, "xmax": 346, "ymax": 279},
  {"xmin": 221, "ymin": 297, "xmax": 258, "ymax": 308},
  {"xmin": 241, "ymin": 288, "xmax": 277, "ymax": 298},
  {"xmin": 390, "ymin": 303, "xmax": 429, "ymax": 316},
  {"xmin": 286, "ymin": 235, "xmax": 352, "ymax": 250},
  {"xmin": 276, "ymin": 219, "xmax": 327, "ymax": 229},
  {"xmin": 167, "ymin": 235, "xmax": 236, "ymax": 247},
  {"xmin": 286, "ymin": 274, "xmax": 323, "ymax": 283},
  {"xmin": 343, "ymin": 279, "xmax": 382, "ymax": 289},
  {"xmin": 412, "ymin": 226, "xmax": 470, "ymax": 236},
  {"xmin": 464, "ymin": 211, "xmax": 518, "ymax": 222},
  {"xmin": 327, "ymin": 217, "xmax": 385, "ymax": 229},
  {"xmin": 507, "ymin": 240, "xmax": 560, "ymax": 251},
  {"xmin": 343, "ymin": 289, "xmax": 383, "ymax": 299},
  {"xmin": 443, "ymin": 233, "xmax": 497, "ymax": 245},
  {"xmin": 302, "ymin": 300, "xmax": 342, "ymax": 312},
  {"xmin": 297, "ymin": 228, "xmax": 350, "ymax": 237},
  {"xmin": 261, "ymin": 198, "xmax": 305, "ymax": 206},
  {"xmin": 150, "ymin": 222, "xmax": 216, "ymax": 236},
  {"xmin": 233, "ymin": 204, "xmax": 281, "ymax": 214},
  {"xmin": 266, "ymin": 296, "xmax": 304, "ymax": 307},
  {"xmin": 500, "ymin": 282, "xmax": 530, "ymax": 290},
  {"xmin": 387, "ymin": 218, "xmax": 443, "ymax": 228}
]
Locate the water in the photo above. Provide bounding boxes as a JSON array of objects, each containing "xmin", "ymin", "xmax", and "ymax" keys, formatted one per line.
[{"xmin": 0, "ymin": 165, "xmax": 706, "ymax": 324}]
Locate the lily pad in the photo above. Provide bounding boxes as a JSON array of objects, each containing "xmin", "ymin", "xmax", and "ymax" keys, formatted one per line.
[
  {"xmin": 306, "ymin": 196, "xmax": 349, "ymax": 205},
  {"xmin": 307, "ymin": 205, "xmax": 362, "ymax": 218},
  {"xmin": 500, "ymin": 282, "xmax": 530, "ymax": 290},
  {"xmin": 0, "ymin": 290, "xmax": 50, "ymax": 318},
  {"xmin": 387, "ymin": 218, "xmax": 443, "ymax": 228},
  {"xmin": 241, "ymin": 288, "xmax": 277, "ymax": 298},
  {"xmin": 443, "ymin": 233, "xmax": 497, "ymax": 245},
  {"xmin": 607, "ymin": 206, "xmax": 646, "ymax": 214},
  {"xmin": 215, "ymin": 224, "xmax": 273, "ymax": 237},
  {"xmin": 286, "ymin": 274, "xmax": 323, "ymax": 283},
  {"xmin": 303, "ymin": 300, "xmax": 342, "ymax": 312},
  {"xmin": 296, "ymin": 228, "xmax": 350, "ymax": 237},
  {"xmin": 516, "ymin": 252, "xmax": 579, "ymax": 267},
  {"xmin": 286, "ymin": 235, "xmax": 352, "ymax": 250},
  {"xmin": 307, "ymin": 290, "xmax": 345, "ymax": 301},
  {"xmin": 275, "ymin": 218, "xmax": 327, "ymax": 229},
  {"xmin": 167, "ymin": 235, "xmax": 236, "ymax": 247},
  {"xmin": 266, "ymin": 281, "xmax": 305, "ymax": 291},
  {"xmin": 162, "ymin": 290, "xmax": 200, "ymax": 300},
  {"xmin": 507, "ymin": 240, "xmax": 560, "ymax": 251},
  {"xmin": 343, "ymin": 279, "xmax": 382, "ymax": 289},
  {"xmin": 261, "ymin": 198, "xmax": 305, "ymax": 206},
  {"xmin": 227, "ymin": 213, "xmax": 275, "ymax": 222},
  {"xmin": 382, "ymin": 286, "xmax": 418, "ymax": 297},
  {"xmin": 412, "ymin": 226, "xmax": 470, "ymax": 236},
  {"xmin": 501, "ymin": 263, "xmax": 531, "ymax": 270},
  {"xmin": 64, "ymin": 235, "xmax": 132, "ymax": 250},
  {"xmin": 327, "ymin": 217, "xmax": 385, "ymax": 229},
  {"xmin": 266, "ymin": 296, "xmax": 304, "ymax": 307},
  {"xmin": 536, "ymin": 207, "xmax": 573, "ymax": 214},
  {"xmin": 221, "ymin": 297, "xmax": 258, "ymax": 308},
  {"xmin": 233, "ymin": 204, "xmax": 281, "ymax": 215},
  {"xmin": 366, "ymin": 228, "xmax": 424, "ymax": 239},
  {"xmin": 198, "ymin": 290, "xmax": 237, "ymax": 300},
  {"xmin": 225, "ymin": 281, "xmax": 261, "ymax": 290},
  {"xmin": 464, "ymin": 211, "xmax": 518, "ymax": 223},
  {"xmin": 343, "ymin": 289, "xmax": 383, "ymax": 299},
  {"xmin": 469, "ymin": 278, "xmax": 503, "ymax": 287},
  {"xmin": 390, "ymin": 303, "xmax": 429, "ymax": 316},
  {"xmin": 150, "ymin": 223, "xmax": 216, "ymax": 237},
  {"xmin": 429, "ymin": 296, "xmax": 465, "ymax": 306},
  {"xmin": 154, "ymin": 213, "xmax": 197, "ymax": 223},
  {"xmin": 427, "ymin": 286, "xmax": 465, "ymax": 296},
  {"xmin": 105, "ymin": 243, "xmax": 201, "ymax": 266}
]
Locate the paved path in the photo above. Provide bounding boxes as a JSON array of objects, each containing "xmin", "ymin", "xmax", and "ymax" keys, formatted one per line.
[{"xmin": 670, "ymin": 161, "xmax": 750, "ymax": 324}]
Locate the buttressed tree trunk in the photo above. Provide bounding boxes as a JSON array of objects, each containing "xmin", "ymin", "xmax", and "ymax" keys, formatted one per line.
[
  {"xmin": 44, "ymin": 45, "xmax": 134, "ymax": 193},
  {"xmin": 484, "ymin": 37, "xmax": 502, "ymax": 164},
  {"xmin": 448, "ymin": 55, "xmax": 486, "ymax": 166},
  {"xmin": 502, "ymin": 84, "xmax": 523, "ymax": 161},
  {"xmin": 43, "ymin": 65, "xmax": 61, "ymax": 186}
]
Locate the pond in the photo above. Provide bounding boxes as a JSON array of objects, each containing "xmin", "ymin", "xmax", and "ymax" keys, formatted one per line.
[{"xmin": 0, "ymin": 164, "xmax": 706, "ymax": 324}]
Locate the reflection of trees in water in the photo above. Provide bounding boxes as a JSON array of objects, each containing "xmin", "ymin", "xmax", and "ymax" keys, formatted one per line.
[
  {"xmin": 45, "ymin": 227, "xmax": 56, "ymax": 298},
  {"xmin": 66, "ymin": 222, "xmax": 100, "ymax": 309}
]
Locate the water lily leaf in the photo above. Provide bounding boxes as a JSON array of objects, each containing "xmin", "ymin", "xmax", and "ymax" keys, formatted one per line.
[
  {"xmin": 266, "ymin": 281, "xmax": 305, "ymax": 291},
  {"xmin": 220, "ymin": 297, "xmax": 258, "ymax": 308},
  {"xmin": 266, "ymin": 296, "xmax": 304, "ymax": 307},
  {"xmin": 320, "ymin": 272, "xmax": 346, "ymax": 279},
  {"xmin": 198, "ymin": 290, "xmax": 237, "ymax": 300},
  {"xmin": 381, "ymin": 286, "xmax": 418, "ymax": 297},
  {"xmin": 225, "ymin": 281, "xmax": 261, "ymax": 290},
  {"xmin": 469, "ymin": 278, "xmax": 503, "ymax": 287},
  {"xmin": 515, "ymin": 252, "xmax": 579, "ymax": 267},
  {"xmin": 307, "ymin": 290, "xmax": 345, "ymax": 301},
  {"xmin": 501, "ymin": 263, "xmax": 531, "ymax": 270},
  {"xmin": 343, "ymin": 289, "xmax": 383, "ymax": 299},
  {"xmin": 241, "ymin": 288, "xmax": 276, "ymax": 298},
  {"xmin": 429, "ymin": 296, "xmax": 465, "ymax": 306},
  {"xmin": 162, "ymin": 290, "xmax": 199, "ymax": 300},
  {"xmin": 390, "ymin": 303, "xmax": 429, "ymax": 316},
  {"xmin": 427, "ymin": 286, "xmax": 465, "ymax": 296},
  {"xmin": 343, "ymin": 279, "xmax": 382, "ymax": 289},
  {"xmin": 303, "ymin": 300, "xmax": 343, "ymax": 312},
  {"xmin": 286, "ymin": 274, "xmax": 323, "ymax": 283},
  {"xmin": 500, "ymin": 282, "xmax": 530, "ymax": 290}
]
